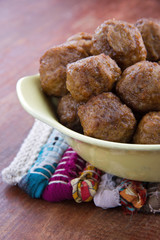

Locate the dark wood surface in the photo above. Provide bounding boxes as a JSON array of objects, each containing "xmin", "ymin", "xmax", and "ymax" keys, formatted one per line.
[{"xmin": 1, "ymin": 0, "xmax": 160, "ymax": 239}]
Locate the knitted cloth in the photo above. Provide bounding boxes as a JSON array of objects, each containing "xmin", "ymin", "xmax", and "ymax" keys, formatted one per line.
[
  {"xmin": 18, "ymin": 129, "xmax": 68, "ymax": 198},
  {"xmin": 93, "ymin": 173, "xmax": 121, "ymax": 209},
  {"xmin": 119, "ymin": 179, "xmax": 147, "ymax": 215},
  {"xmin": 1, "ymin": 120, "xmax": 52, "ymax": 185},
  {"xmin": 71, "ymin": 164, "xmax": 102, "ymax": 203},
  {"xmin": 42, "ymin": 147, "xmax": 86, "ymax": 202},
  {"xmin": 1, "ymin": 120, "xmax": 160, "ymax": 215},
  {"xmin": 141, "ymin": 183, "xmax": 160, "ymax": 214}
]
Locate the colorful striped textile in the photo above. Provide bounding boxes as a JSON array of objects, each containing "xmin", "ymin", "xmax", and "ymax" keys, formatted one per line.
[
  {"xmin": 42, "ymin": 147, "xmax": 86, "ymax": 202},
  {"xmin": 2, "ymin": 119, "xmax": 160, "ymax": 216},
  {"xmin": 71, "ymin": 164, "xmax": 102, "ymax": 203},
  {"xmin": 119, "ymin": 179, "xmax": 147, "ymax": 215},
  {"xmin": 18, "ymin": 129, "xmax": 68, "ymax": 198}
]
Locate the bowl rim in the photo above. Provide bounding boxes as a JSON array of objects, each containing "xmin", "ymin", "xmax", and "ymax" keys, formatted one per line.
[{"xmin": 16, "ymin": 74, "xmax": 160, "ymax": 152}]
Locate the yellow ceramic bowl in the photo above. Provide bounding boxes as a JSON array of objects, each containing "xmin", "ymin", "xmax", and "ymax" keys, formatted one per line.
[{"xmin": 16, "ymin": 74, "xmax": 160, "ymax": 182}]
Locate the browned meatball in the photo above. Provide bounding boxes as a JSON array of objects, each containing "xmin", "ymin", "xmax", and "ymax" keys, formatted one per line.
[
  {"xmin": 39, "ymin": 42, "xmax": 88, "ymax": 97},
  {"xmin": 135, "ymin": 18, "xmax": 160, "ymax": 61},
  {"xmin": 133, "ymin": 112, "xmax": 160, "ymax": 144},
  {"xmin": 66, "ymin": 54, "xmax": 121, "ymax": 102},
  {"xmin": 57, "ymin": 94, "xmax": 83, "ymax": 132},
  {"xmin": 116, "ymin": 61, "xmax": 160, "ymax": 112},
  {"xmin": 91, "ymin": 19, "xmax": 147, "ymax": 70},
  {"xmin": 78, "ymin": 92, "xmax": 136, "ymax": 143},
  {"xmin": 67, "ymin": 32, "xmax": 92, "ymax": 55}
]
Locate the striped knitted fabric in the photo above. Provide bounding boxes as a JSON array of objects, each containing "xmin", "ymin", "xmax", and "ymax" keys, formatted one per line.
[
  {"xmin": 71, "ymin": 164, "xmax": 102, "ymax": 203},
  {"xmin": 119, "ymin": 179, "xmax": 147, "ymax": 215},
  {"xmin": 2, "ymin": 119, "xmax": 160, "ymax": 216},
  {"xmin": 1, "ymin": 120, "xmax": 52, "ymax": 185},
  {"xmin": 18, "ymin": 129, "xmax": 68, "ymax": 198},
  {"xmin": 42, "ymin": 147, "xmax": 86, "ymax": 202}
]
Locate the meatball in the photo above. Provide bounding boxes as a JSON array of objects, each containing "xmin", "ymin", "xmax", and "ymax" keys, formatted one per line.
[
  {"xmin": 39, "ymin": 42, "xmax": 88, "ymax": 97},
  {"xmin": 66, "ymin": 54, "xmax": 121, "ymax": 102},
  {"xmin": 67, "ymin": 32, "xmax": 92, "ymax": 55},
  {"xmin": 116, "ymin": 61, "xmax": 160, "ymax": 112},
  {"xmin": 135, "ymin": 18, "xmax": 160, "ymax": 61},
  {"xmin": 78, "ymin": 92, "xmax": 136, "ymax": 143},
  {"xmin": 133, "ymin": 112, "xmax": 160, "ymax": 144},
  {"xmin": 57, "ymin": 94, "xmax": 83, "ymax": 132},
  {"xmin": 91, "ymin": 19, "xmax": 147, "ymax": 70}
]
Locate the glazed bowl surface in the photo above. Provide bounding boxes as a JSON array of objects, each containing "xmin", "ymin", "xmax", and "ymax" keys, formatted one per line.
[{"xmin": 16, "ymin": 74, "xmax": 160, "ymax": 182}]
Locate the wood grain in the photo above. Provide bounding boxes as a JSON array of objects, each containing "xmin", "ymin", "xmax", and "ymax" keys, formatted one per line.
[{"xmin": 1, "ymin": 0, "xmax": 160, "ymax": 239}]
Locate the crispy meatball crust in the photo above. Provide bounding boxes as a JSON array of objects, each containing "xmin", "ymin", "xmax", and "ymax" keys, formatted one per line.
[
  {"xmin": 67, "ymin": 32, "xmax": 92, "ymax": 41},
  {"xmin": 67, "ymin": 32, "xmax": 92, "ymax": 55},
  {"xmin": 91, "ymin": 19, "xmax": 147, "ymax": 70},
  {"xmin": 78, "ymin": 92, "xmax": 136, "ymax": 143},
  {"xmin": 39, "ymin": 42, "xmax": 88, "ymax": 97},
  {"xmin": 135, "ymin": 18, "xmax": 160, "ymax": 61},
  {"xmin": 116, "ymin": 61, "xmax": 160, "ymax": 113},
  {"xmin": 66, "ymin": 54, "xmax": 121, "ymax": 102},
  {"xmin": 57, "ymin": 94, "xmax": 83, "ymax": 132},
  {"xmin": 133, "ymin": 112, "xmax": 160, "ymax": 144}
]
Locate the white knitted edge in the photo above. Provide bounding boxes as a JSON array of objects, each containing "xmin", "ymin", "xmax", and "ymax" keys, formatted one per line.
[{"xmin": 1, "ymin": 119, "xmax": 53, "ymax": 185}]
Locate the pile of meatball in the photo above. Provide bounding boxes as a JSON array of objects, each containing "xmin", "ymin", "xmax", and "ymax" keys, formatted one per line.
[{"xmin": 39, "ymin": 18, "xmax": 160, "ymax": 144}]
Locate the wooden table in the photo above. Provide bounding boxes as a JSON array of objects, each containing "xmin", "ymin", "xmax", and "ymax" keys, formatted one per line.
[{"xmin": 1, "ymin": 0, "xmax": 160, "ymax": 239}]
